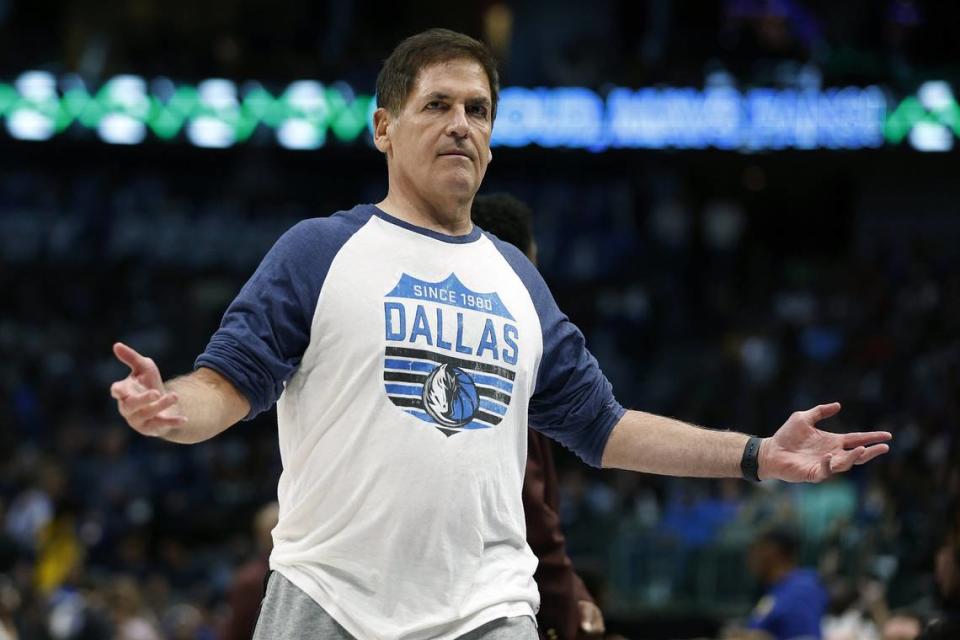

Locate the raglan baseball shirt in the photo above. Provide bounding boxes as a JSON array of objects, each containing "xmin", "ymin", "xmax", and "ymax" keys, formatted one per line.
[{"xmin": 196, "ymin": 204, "xmax": 625, "ymax": 640}]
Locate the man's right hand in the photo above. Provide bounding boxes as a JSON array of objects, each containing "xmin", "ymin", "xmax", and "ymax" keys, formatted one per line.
[{"xmin": 110, "ymin": 342, "xmax": 187, "ymax": 437}]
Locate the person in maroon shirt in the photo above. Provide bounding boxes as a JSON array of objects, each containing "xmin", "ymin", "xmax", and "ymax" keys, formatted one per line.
[
  {"xmin": 221, "ymin": 501, "xmax": 279, "ymax": 640},
  {"xmin": 472, "ymin": 193, "xmax": 605, "ymax": 639}
]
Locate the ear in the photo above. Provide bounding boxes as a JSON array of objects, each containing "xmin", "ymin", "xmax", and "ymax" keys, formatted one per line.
[{"xmin": 373, "ymin": 107, "xmax": 392, "ymax": 154}]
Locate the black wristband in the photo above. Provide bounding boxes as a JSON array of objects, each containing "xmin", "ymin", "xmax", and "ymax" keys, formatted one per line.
[{"xmin": 741, "ymin": 436, "xmax": 763, "ymax": 482}]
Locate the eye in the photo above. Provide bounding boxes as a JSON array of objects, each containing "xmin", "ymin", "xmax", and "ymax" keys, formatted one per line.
[
  {"xmin": 468, "ymin": 104, "xmax": 489, "ymax": 119},
  {"xmin": 425, "ymin": 101, "xmax": 446, "ymax": 111}
]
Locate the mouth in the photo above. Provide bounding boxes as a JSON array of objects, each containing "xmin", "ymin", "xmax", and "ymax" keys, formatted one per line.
[{"xmin": 438, "ymin": 150, "xmax": 473, "ymax": 160}]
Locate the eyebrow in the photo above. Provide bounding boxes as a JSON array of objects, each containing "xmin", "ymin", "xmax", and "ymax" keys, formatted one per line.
[
  {"xmin": 424, "ymin": 92, "xmax": 491, "ymax": 108},
  {"xmin": 466, "ymin": 96, "xmax": 492, "ymax": 109}
]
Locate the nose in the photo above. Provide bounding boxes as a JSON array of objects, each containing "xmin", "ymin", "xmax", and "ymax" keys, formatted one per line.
[{"xmin": 444, "ymin": 104, "xmax": 469, "ymax": 139}]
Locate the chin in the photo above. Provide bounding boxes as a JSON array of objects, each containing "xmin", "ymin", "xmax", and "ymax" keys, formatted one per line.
[{"xmin": 438, "ymin": 174, "xmax": 477, "ymax": 200}]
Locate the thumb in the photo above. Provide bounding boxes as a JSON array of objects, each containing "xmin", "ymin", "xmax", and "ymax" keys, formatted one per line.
[
  {"xmin": 113, "ymin": 342, "xmax": 164, "ymax": 390},
  {"xmin": 113, "ymin": 342, "xmax": 143, "ymax": 370}
]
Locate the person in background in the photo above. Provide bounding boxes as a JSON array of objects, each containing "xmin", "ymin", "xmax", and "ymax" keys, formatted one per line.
[
  {"xmin": 728, "ymin": 528, "xmax": 828, "ymax": 640},
  {"xmin": 471, "ymin": 193, "xmax": 603, "ymax": 639},
  {"xmin": 822, "ymin": 577, "xmax": 887, "ymax": 640},
  {"xmin": 880, "ymin": 611, "xmax": 923, "ymax": 640},
  {"xmin": 221, "ymin": 502, "xmax": 279, "ymax": 640},
  {"xmin": 918, "ymin": 505, "xmax": 960, "ymax": 639},
  {"xmin": 0, "ymin": 576, "xmax": 19, "ymax": 640},
  {"xmin": 106, "ymin": 576, "xmax": 162, "ymax": 640}
]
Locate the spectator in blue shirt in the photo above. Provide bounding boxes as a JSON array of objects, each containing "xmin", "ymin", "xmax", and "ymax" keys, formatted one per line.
[{"xmin": 737, "ymin": 528, "xmax": 828, "ymax": 640}]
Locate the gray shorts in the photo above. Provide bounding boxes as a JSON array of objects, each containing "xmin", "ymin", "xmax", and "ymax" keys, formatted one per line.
[{"xmin": 253, "ymin": 572, "xmax": 537, "ymax": 640}]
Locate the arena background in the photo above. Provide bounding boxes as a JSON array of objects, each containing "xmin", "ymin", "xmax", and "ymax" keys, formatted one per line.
[{"xmin": 1, "ymin": 1, "xmax": 958, "ymax": 638}]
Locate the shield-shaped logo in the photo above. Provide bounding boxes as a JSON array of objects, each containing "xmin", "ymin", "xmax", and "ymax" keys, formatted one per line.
[{"xmin": 382, "ymin": 273, "xmax": 518, "ymax": 436}]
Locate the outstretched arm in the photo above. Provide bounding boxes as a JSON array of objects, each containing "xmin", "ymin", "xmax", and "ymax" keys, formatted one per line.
[
  {"xmin": 110, "ymin": 342, "xmax": 250, "ymax": 444},
  {"xmin": 600, "ymin": 403, "xmax": 891, "ymax": 483}
]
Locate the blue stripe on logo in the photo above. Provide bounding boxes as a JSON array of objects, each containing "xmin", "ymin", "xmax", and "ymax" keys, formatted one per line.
[
  {"xmin": 384, "ymin": 358, "xmax": 435, "ymax": 373},
  {"xmin": 404, "ymin": 409, "xmax": 490, "ymax": 429},
  {"xmin": 385, "ymin": 384, "xmax": 422, "ymax": 396},
  {"xmin": 479, "ymin": 399, "xmax": 508, "ymax": 416},
  {"xmin": 471, "ymin": 373, "xmax": 514, "ymax": 393}
]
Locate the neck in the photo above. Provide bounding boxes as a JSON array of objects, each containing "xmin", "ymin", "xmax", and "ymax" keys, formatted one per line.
[
  {"xmin": 377, "ymin": 182, "xmax": 473, "ymax": 236},
  {"xmin": 765, "ymin": 563, "xmax": 795, "ymax": 585}
]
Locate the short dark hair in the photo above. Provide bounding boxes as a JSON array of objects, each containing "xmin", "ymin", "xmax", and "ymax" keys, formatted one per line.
[
  {"xmin": 755, "ymin": 528, "xmax": 800, "ymax": 560},
  {"xmin": 471, "ymin": 193, "xmax": 533, "ymax": 256},
  {"xmin": 376, "ymin": 28, "xmax": 500, "ymax": 119}
]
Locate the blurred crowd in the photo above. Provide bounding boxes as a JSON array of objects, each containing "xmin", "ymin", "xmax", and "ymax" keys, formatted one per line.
[{"xmin": 1, "ymin": 145, "xmax": 958, "ymax": 639}]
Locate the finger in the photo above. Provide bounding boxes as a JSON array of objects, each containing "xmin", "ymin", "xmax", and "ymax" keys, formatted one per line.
[
  {"xmin": 140, "ymin": 414, "xmax": 187, "ymax": 435},
  {"xmin": 128, "ymin": 393, "xmax": 179, "ymax": 423},
  {"xmin": 829, "ymin": 446, "xmax": 865, "ymax": 474},
  {"xmin": 111, "ymin": 379, "xmax": 146, "ymax": 400},
  {"xmin": 803, "ymin": 402, "xmax": 841, "ymax": 423},
  {"xmin": 854, "ymin": 444, "xmax": 890, "ymax": 465},
  {"xmin": 113, "ymin": 342, "xmax": 151, "ymax": 375},
  {"xmin": 842, "ymin": 431, "xmax": 893, "ymax": 448},
  {"xmin": 118, "ymin": 389, "xmax": 163, "ymax": 414}
]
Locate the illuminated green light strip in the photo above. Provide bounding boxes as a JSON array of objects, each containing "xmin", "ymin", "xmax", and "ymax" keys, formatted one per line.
[
  {"xmin": 0, "ymin": 76, "xmax": 375, "ymax": 146},
  {"xmin": 888, "ymin": 106, "xmax": 960, "ymax": 142}
]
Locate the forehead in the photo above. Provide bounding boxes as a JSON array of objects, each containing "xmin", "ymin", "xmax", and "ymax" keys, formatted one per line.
[{"xmin": 407, "ymin": 59, "xmax": 491, "ymax": 102}]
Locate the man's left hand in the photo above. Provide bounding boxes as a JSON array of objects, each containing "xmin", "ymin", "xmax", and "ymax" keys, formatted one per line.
[{"xmin": 759, "ymin": 403, "xmax": 891, "ymax": 483}]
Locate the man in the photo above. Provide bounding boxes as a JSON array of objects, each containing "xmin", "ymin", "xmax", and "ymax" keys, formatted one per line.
[
  {"xmin": 740, "ymin": 529, "xmax": 828, "ymax": 640},
  {"xmin": 110, "ymin": 28, "xmax": 891, "ymax": 640},
  {"xmin": 471, "ymin": 193, "xmax": 603, "ymax": 639}
]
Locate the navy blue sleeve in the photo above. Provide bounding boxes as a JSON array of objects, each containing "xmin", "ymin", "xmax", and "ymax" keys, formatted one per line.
[
  {"xmin": 487, "ymin": 235, "xmax": 626, "ymax": 467},
  {"xmin": 195, "ymin": 208, "xmax": 371, "ymax": 419}
]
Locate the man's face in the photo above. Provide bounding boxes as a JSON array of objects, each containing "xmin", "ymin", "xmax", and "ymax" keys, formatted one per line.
[
  {"xmin": 377, "ymin": 59, "xmax": 493, "ymax": 209},
  {"xmin": 747, "ymin": 541, "xmax": 774, "ymax": 582}
]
